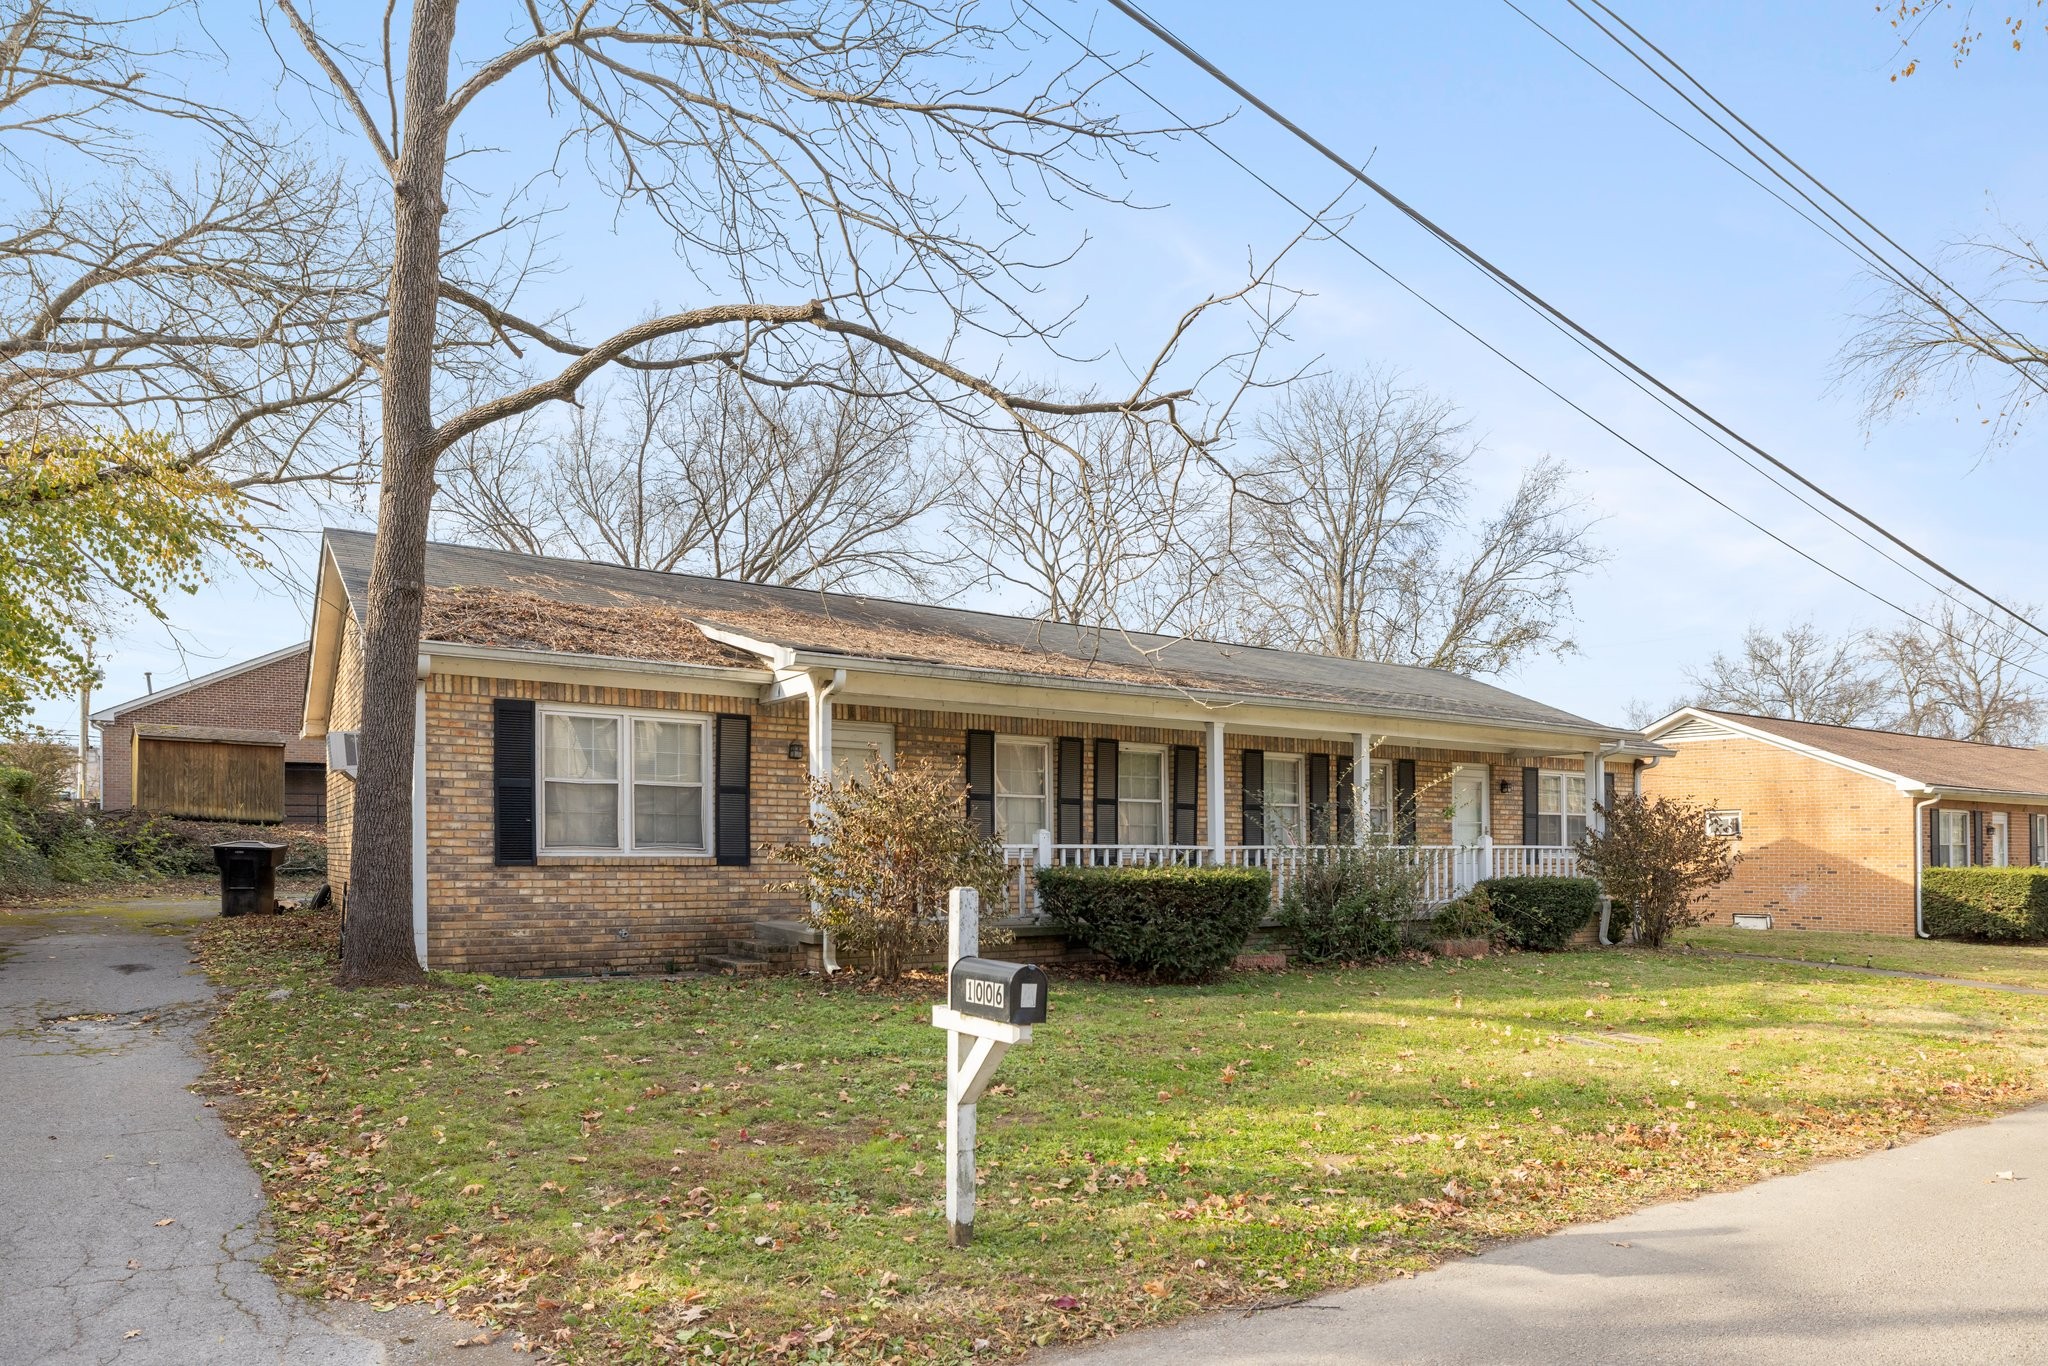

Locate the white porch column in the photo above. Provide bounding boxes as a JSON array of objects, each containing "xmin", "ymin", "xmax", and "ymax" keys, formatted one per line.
[
  {"xmin": 1585, "ymin": 752, "xmax": 1606, "ymax": 838},
  {"xmin": 1352, "ymin": 731, "xmax": 1371, "ymax": 846},
  {"xmin": 806, "ymin": 670, "xmax": 845, "ymax": 972},
  {"xmin": 1207, "ymin": 720, "xmax": 1226, "ymax": 864}
]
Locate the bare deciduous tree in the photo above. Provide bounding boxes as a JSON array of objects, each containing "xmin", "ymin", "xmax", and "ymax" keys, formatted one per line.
[
  {"xmin": 440, "ymin": 360, "xmax": 951, "ymax": 591},
  {"xmin": 0, "ymin": 4, "xmax": 381, "ymax": 489},
  {"xmin": 1683, "ymin": 619, "xmax": 1889, "ymax": 726},
  {"xmin": 1871, "ymin": 597, "xmax": 2047, "ymax": 744},
  {"xmin": 272, "ymin": 0, "xmax": 1279, "ymax": 983},
  {"xmin": 1228, "ymin": 371, "xmax": 1604, "ymax": 674}
]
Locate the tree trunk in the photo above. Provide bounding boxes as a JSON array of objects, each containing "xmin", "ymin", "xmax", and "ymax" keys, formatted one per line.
[{"xmin": 338, "ymin": 0, "xmax": 458, "ymax": 987}]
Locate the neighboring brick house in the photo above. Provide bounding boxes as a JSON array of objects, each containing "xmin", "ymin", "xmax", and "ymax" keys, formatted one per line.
[
  {"xmin": 92, "ymin": 644, "xmax": 328, "ymax": 823},
  {"xmin": 303, "ymin": 529, "xmax": 1660, "ymax": 976},
  {"xmin": 1639, "ymin": 707, "xmax": 2048, "ymax": 936}
]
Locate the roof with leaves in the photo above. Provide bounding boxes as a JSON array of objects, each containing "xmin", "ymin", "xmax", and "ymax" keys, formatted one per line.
[{"xmin": 322, "ymin": 528, "xmax": 1637, "ymax": 743}]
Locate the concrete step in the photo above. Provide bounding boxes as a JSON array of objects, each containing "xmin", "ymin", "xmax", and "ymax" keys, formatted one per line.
[
  {"xmin": 751, "ymin": 918, "xmax": 822, "ymax": 947},
  {"xmin": 704, "ymin": 952, "xmax": 773, "ymax": 977}
]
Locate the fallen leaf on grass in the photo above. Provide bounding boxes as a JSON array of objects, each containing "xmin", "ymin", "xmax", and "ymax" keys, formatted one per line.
[{"xmin": 453, "ymin": 1332, "xmax": 494, "ymax": 1348}]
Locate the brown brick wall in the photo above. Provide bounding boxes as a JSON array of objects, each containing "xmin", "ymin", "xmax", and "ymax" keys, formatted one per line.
[
  {"xmin": 1639, "ymin": 736, "xmax": 1918, "ymax": 934},
  {"xmin": 326, "ymin": 625, "xmax": 363, "ymax": 903},
  {"xmin": 99, "ymin": 645, "xmax": 322, "ymax": 812},
  {"xmin": 400, "ymin": 676, "xmax": 1607, "ymax": 977}
]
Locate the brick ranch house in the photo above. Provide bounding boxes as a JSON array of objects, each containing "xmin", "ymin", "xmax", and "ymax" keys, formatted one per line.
[
  {"xmin": 93, "ymin": 643, "xmax": 328, "ymax": 823},
  {"xmin": 303, "ymin": 529, "xmax": 1663, "ymax": 976},
  {"xmin": 1640, "ymin": 707, "xmax": 2048, "ymax": 936}
]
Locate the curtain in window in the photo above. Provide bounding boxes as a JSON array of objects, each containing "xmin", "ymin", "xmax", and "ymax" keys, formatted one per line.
[
  {"xmin": 994, "ymin": 741, "xmax": 1048, "ymax": 843},
  {"xmin": 544, "ymin": 714, "xmax": 620, "ymax": 847},
  {"xmin": 633, "ymin": 718, "xmax": 703, "ymax": 848},
  {"xmin": 1265, "ymin": 757, "xmax": 1304, "ymax": 845},
  {"xmin": 1118, "ymin": 749, "xmax": 1166, "ymax": 845}
]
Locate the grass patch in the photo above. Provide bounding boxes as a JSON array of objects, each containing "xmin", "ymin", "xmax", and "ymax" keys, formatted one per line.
[
  {"xmin": 1679, "ymin": 926, "xmax": 2048, "ymax": 991},
  {"xmin": 197, "ymin": 911, "xmax": 2048, "ymax": 1363}
]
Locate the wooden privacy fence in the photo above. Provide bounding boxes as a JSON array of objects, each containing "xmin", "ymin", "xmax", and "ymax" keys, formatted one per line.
[{"xmin": 133, "ymin": 734, "xmax": 285, "ymax": 822}]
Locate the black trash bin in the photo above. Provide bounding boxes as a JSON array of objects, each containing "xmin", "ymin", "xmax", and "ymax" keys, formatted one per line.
[{"xmin": 212, "ymin": 840, "xmax": 289, "ymax": 917}]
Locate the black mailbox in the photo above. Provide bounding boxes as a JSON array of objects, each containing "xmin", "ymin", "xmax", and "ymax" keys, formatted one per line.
[
  {"xmin": 212, "ymin": 840, "xmax": 289, "ymax": 918},
  {"xmin": 948, "ymin": 957, "xmax": 1049, "ymax": 1025}
]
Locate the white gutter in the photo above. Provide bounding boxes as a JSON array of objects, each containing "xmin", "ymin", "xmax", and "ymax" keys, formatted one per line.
[{"xmin": 1913, "ymin": 790, "xmax": 1940, "ymax": 940}]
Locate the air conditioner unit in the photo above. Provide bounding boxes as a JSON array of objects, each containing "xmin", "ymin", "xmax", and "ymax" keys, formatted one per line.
[{"xmin": 327, "ymin": 730, "xmax": 361, "ymax": 778}]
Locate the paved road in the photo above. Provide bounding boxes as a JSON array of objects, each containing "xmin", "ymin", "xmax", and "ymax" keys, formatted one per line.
[
  {"xmin": 1047, "ymin": 1103, "xmax": 2048, "ymax": 1364},
  {"xmin": 0, "ymin": 900, "xmax": 523, "ymax": 1365}
]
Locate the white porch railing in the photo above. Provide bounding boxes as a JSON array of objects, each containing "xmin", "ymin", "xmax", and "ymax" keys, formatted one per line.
[{"xmin": 999, "ymin": 838, "xmax": 1583, "ymax": 920}]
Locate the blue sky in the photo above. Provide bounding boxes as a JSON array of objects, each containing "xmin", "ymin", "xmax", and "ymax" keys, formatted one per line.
[{"xmin": 38, "ymin": 1, "xmax": 2046, "ymax": 735}]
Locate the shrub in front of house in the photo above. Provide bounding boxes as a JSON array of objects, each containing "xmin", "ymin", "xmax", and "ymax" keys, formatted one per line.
[
  {"xmin": 1429, "ymin": 887, "xmax": 1505, "ymax": 946},
  {"xmin": 1274, "ymin": 843, "xmax": 1422, "ymax": 963},
  {"xmin": 1038, "ymin": 865, "xmax": 1270, "ymax": 982},
  {"xmin": 1476, "ymin": 876, "xmax": 1602, "ymax": 951},
  {"xmin": 1923, "ymin": 867, "xmax": 2048, "ymax": 941}
]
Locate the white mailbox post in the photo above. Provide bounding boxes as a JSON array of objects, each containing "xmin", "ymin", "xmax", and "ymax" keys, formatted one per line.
[{"xmin": 930, "ymin": 886, "xmax": 1047, "ymax": 1248}]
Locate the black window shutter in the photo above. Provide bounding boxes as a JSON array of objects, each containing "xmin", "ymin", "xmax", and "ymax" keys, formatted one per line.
[
  {"xmin": 1604, "ymin": 770, "xmax": 1618, "ymax": 811},
  {"xmin": 1056, "ymin": 737, "xmax": 1085, "ymax": 844},
  {"xmin": 1335, "ymin": 754, "xmax": 1355, "ymax": 842},
  {"xmin": 1171, "ymin": 744, "xmax": 1199, "ymax": 845},
  {"xmin": 714, "ymin": 714, "xmax": 751, "ymax": 866},
  {"xmin": 1522, "ymin": 767, "xmax": 1541, "ymax": 845},
  {"xmin": 1395, "ymin": 758, "xmax": 1417, "ymax": 846},
  {"xmin": 492, "ymin": 698, "xmax": 536, "ymax": 866},
  {"xmin": 964, "ymin": 730, "xmax": 996, "ymax": 838},
  {"xmin": 1241, "ymin": 749, "xmax": 1266, "ymax": 846},
  {"xmin": 1972, "ymin": 809, "xmax": 1985, "ymax": 866},
  {"xmin": 1307, "ymin": 754, "xmax": 1331, "ymax": 844},
  {"xmin": 1093, "ymin": 738, "xmax": 1120, "ymax": 843},
  {"xmin": 1929, "ymin": 808, "xmax": 1942, "ymax": 868}
]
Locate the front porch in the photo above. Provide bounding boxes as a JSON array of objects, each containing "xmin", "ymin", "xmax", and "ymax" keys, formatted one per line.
[{"xmin": 998, "ymin": 838, "xmax": 1585, "ymax": 917}]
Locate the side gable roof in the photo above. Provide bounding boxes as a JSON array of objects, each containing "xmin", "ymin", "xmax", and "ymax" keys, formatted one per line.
[
  {"xmin": 319, "ymin": 528, "xmax": 1642, "ymax": 745},
  {"xmin": 91, "ymin": 643, "xmax": 309, "ymax": 725},
  {"xmin": 1646, "ymin": 706, "xmax": 2048, "ymax": 799}
]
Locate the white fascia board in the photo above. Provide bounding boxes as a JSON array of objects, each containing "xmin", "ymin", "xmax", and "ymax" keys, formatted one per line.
[
  {"xmin": 1648, "ymin": 707, "xmax": 1921, "ymax": 790},
  {"xmin": 300, "ymin": 543, "xmax": 352, "ymax": 738},
  {"xmin": 1922, "ymin": 785, "xmax": 2048, "ymax": 806},
  {"xmin": 94, "ymin": 640, "xmax": 311, "ymax": 726},
  {"xmin": 807, "ymin": 654, "xmax": 1615, "ymax": 753},
  {"xmin": 763, "ymin": 670, "xmax": 816, "ymax": 705},
  {"xmin": 420, "ymin": 641, "xmax": 773, "ymax": 698},
  {"xmin": 689, "ymin": 621, "xmax": 794, "ymax": 669}
]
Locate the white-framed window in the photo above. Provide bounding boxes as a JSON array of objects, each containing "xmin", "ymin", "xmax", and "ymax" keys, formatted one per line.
[
  {"xmin": 1536, "ymin": 771, "xmax": 1588, "ymax": 847},
  {"xmin": 830, "ymin": 721, "xmax": 895, "ymax": 785},
  {"xmin": 1706, "ymin": 809, "xmax": 1743, "ymax": 840},
  {"xmin": 1263, "ymin": 754, "xmax": 1304, "ymax": 845},
  {"xmin": 541, "ymin": 706, "xmax": 711, "ymax": 854},
  {"xmin": 1934, "ymin": 809, "xmax": 1970, "ymax": 868},
  {"xmin": 1118, "ymin": 745, "xmax": 1167, "ymax": 846},
  {"xmin": 994, "ymin": 738, "xmax": 1049, "ymax": 844},
  {"xmin": 1367, "ymin": 760, "xmax": 1392, "ymax": 834},
  {"xmin": 2033, "ymin": 813, "xmax": 2047, "ymax": 867}
]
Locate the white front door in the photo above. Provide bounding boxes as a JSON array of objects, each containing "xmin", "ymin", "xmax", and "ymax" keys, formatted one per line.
[{"xmin": 1451, "ymin": 766, "xmax": 1489, "ymax": 891}]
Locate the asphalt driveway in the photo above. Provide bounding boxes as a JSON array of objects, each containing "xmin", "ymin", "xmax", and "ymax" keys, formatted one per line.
[
  {"xmin": 0, "ymin": 899, "xmax": 522, "ymax": 1365},
  {"xmin": 1046, "ymin": 1097, "xmax": 2048, "ymax": 1364}
]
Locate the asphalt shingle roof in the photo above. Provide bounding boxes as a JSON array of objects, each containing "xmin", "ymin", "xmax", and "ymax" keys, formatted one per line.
[
  {"xmin": 324, "ymin": 528, "xmax": 1635, "ymax": 741},
  {"xmin": 1698, "ymin": 709, "xmax": 2048, "ymax": 797}
]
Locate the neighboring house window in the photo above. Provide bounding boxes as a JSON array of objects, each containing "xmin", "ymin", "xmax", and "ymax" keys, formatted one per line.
[
  {"xmin": 1536, "ymin": 772, "xmax": 1588, "ymax": 846},
  {"xmin": 2033, "ymin": 813, "xmax": 2048, "ymax": 867},
  {"xmin": 1118, "ymin": 746, "xmax": 1166, "ymax": 845},
  {"xmin": 1933, "ymin": 809, "xmax": 1970, "ymax": 868},
  {"xmin": 540, "ymin": 708, "xmax": 709, "ymax": 853},
  {"xmin": 1264, "ymin": 754, "xmax": 1305, "ymax": 845},
  {"xmin": 994, "ymin": 738, "xmax": 1049, "ymax": 843},
  {"xmin": 1706, "ymin": 810, "xmax": 1743, "ymax": 840}
]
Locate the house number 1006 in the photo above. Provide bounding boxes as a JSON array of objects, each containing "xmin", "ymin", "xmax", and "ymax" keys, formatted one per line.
[{"xmin": 961, "ymin": 979, "xmax": 1005, "ymax": 1009}]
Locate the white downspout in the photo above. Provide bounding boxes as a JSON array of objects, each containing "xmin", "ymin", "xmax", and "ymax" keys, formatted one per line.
[
  {"xmin": 808, "ymin": 669, "xmax": 846, "ymax": 972},
  {"xmin": 412, "ymin": 654, "xmax": 430, "ymax": 969},
  {"xmin": 1914, "ymin": 790, "xmax": 1940, "ymax": 939}
]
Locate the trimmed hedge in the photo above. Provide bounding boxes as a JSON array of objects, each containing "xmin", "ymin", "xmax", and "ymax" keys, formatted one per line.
[
  {"xmin": 1923, "ymin": 867, "xmax": 2048, "ymax": 942},
  {"xmin": 1038, "ymin": 865, "xmax": 1270, "ymax": 981},
  {"xmin": 1475, "ymin": 876, "xmax": 1601, "ymax": 951}
]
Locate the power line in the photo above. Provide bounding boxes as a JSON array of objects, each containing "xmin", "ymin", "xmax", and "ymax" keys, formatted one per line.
[
  {"xmin": 1092, "ymin": 0, "xmax": 2048, "ymax": 651},
  {"xmin": 1009, "ymin": 0, "xmax": 2048, "ymax": 694},
  {"xmin": 1539, "ymin": 0, "xmax": 2048, "ymax": 406}
]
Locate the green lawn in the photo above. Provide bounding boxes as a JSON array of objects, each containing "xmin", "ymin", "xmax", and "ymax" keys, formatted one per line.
[
  {"xmin": 197, "ymin": 912, "xmax": 2048, "ymax": 1364},
  {"xmin": 1678, "ymin": 925, "xmax": 2048, "ymax": 990}
]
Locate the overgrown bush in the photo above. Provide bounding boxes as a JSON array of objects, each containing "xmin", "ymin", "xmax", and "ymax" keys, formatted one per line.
[
  {"xmin": 779, "ymin": 760, "xmax": 1008, "ymax": 981},
  {"xmin": 1274, "ymin": 843, "xmax": 1422, "ymax": 963},
  {"xmin": 1039, "ymin": 865, "xmax": 1269, "ymax": 982},
  {"xmin": 146, "ymin": 818, "xmax": 328, "ymax": 877},
  {"xmin": 1923, "ymin": 868, "xmax": 2048, "ymax": 941},
  {"xmin": 1431, "ymin": 887, "xmax": 1503, "ymax": 944},
  {"xmin": 1478, "ymin": 876, "xmax": 1602, "ymax": 951}
]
